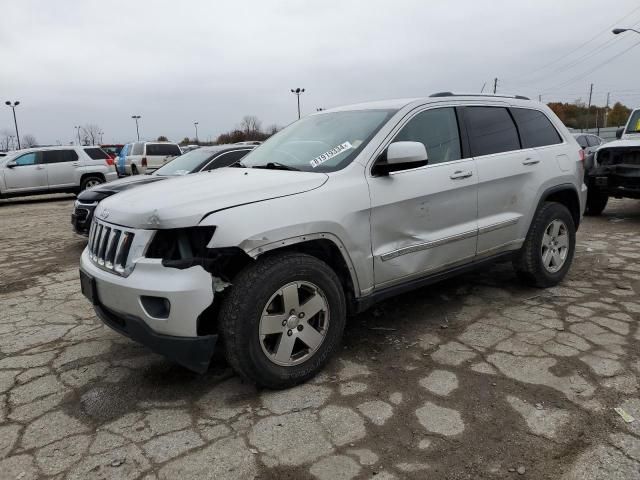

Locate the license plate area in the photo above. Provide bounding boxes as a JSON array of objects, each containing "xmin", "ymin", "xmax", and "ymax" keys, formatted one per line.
[{"xmin": 80, "ymin": 270, "xmax": 98, "ymax": 305}]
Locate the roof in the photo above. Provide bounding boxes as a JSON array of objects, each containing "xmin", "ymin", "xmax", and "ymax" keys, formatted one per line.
[{"xmin": 322, "ymin": 93, "xmax": 538, "ymax": 114}]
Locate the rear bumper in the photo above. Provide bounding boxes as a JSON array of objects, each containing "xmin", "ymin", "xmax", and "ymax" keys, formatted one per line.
[{"xmin": 94, "ymin": 302, "xmax": 217, "ymax": 373}]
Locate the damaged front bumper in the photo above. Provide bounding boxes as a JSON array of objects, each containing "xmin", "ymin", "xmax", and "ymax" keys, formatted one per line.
[
  {"xmin": 588, "ymin": 165, "xmax": 640, "ymax": 199},
  {"xmin": 79, "ymin": 248, "xmax": 217, "ymax": 372}
]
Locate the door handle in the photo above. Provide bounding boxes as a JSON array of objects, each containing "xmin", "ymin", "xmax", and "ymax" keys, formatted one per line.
[
  {"xmin": 450, "ymin": 170, "xmax": 473, "ymax": 180},
  {"xmin": 71, "ymin": 163, "xmax": 79, "ymax": 166},
  {"xmin": 36, "ymin": 165, "xmax": 45, "ymax": 170},
  {"xmin": 522, "ymin": 158, "xmax": 540, "ymax": 165}
]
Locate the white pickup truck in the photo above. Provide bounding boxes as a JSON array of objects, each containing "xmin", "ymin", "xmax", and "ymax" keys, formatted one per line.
[{"xmin": 585, "ymin": 108, "xmax": 640, "ymax": 215}]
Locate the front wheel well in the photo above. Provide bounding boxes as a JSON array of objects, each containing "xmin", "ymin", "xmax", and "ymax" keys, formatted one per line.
[
  {"xmin": 542, "ymin": 187, "xmax": 581, "ymax": 228},
  {"xmin": 80, "ymin": 172, "xmax": 105, "ymax": 183}
]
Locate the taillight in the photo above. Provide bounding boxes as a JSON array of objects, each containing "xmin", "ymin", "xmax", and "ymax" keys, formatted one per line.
[
  {"xmin": 105, "ymin": 157, "xmax": 114, "ymax": 166},
  {"xmin": 578, "ymin": 149, "xmax": 585, "ymax": 162},
  {"xmin": 142, "ymin": 157, "xmax": 147, "ymax": 167}
]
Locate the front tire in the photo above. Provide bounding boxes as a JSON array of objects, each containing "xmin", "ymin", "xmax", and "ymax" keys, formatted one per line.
[
  {"xmin": 219, "ymin": 252, "xmax": 346, "ymax": 389},
  {"xmin": 513, "ymin": 202, "xmax": 576, "ymax": 288},
  {"xmin": 585, "ymin": 190, "xmax": 608, "ymax": 216}
]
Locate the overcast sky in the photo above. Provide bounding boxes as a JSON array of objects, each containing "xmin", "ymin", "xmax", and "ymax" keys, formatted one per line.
[{"xmin": 2, "ymin": 0, "xmax": 640, "ymax": 145}]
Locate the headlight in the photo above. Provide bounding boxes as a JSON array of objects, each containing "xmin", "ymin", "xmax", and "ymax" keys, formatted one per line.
[{"xmin": 146, "ymin": 226, "xmax": 216, "ymax": 262}]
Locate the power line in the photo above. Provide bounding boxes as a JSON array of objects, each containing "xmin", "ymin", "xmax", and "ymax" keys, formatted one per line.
[
  {"xmin": 512, "ymin": 4, "xmax": 640, "ymax": 79},
  {"xmin": 540, "ymin": 40, "xmax": 640, "ymax": 93}
]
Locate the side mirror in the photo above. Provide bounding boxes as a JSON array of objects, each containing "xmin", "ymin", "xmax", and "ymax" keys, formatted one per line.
[
  {"xmin": 373, "ymin": 141, "xmax": 428, "ymax": 176},
  {"xmin": 616, "ymin": 127, "xmax": 624, "ymax": 139},
  {"xmin": 5, "ymin": 160, "xmax": 17, "ymax": 168}
]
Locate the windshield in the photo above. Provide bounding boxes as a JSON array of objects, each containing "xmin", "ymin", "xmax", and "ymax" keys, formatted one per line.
[
  {"xmin": 241, "ymin": 109, "xmax": 395, "ymax": 172},
  {"xmin": 154, "ymin": 149, "xmax": 214, "ymax": 176},
  {"xmin": 626, "ymin": 110, "xmax": 640, "ymax": 134}
]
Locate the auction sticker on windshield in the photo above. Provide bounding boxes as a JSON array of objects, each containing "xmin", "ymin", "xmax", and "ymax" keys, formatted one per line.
[{"xmin": 310, "ymin": 142, "xmax": 353, "ymax": 168}]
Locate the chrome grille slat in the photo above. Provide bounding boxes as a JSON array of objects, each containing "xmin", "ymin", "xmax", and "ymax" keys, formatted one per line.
[{"xmin": 88, "ymin": 218, "xmax": 144, "ymax": 277}]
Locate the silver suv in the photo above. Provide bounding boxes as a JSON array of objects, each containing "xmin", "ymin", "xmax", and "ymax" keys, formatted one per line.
[
  {"xmin": 0, "ymin": 146, "xmax": 117, "ymax": 198},
  {"xmin": 79, "ymin": 93, "xmax": 586, "ymax": 388}
]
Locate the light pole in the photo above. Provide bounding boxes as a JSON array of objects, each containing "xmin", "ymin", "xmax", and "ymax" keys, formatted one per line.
[
  {"xmin": 74, "ymin": 126, "xmax": 82, "ymax": 145},
  {"xmin": 5, "ymin": 101, "xmax": 21, "ymax": 150},
  {"xmin": 99, "ymin": 131, "xmax": 104, "ymax": 144},
  {"xmin": 290, "ymin": 88, "xmax": 305, "ymax": 119},
  {"xmin": 613, "ymin": 27, "xmax": 640, "ymax": 35},
  {"xmin": 194, "ymin": 122, "xmax": 199, "ymax": 143},
  {"xmin": 131, "ymin": 115, "xmax": 141, "ymax": 141}
]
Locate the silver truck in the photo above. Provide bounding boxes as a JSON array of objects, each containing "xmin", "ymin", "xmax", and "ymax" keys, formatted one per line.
[
  {"xmin": 79, "ymin": 93, "xmax": 587, "ymax": 388},
  {"xmin": 584, "ymin": 108, "xmax": 640, "ymax": 215}
]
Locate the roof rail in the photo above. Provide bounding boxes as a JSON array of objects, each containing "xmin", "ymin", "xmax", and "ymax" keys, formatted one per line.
[{"xmin": 429, "ymin": 92, "xmax": 531, "ymax": 100}]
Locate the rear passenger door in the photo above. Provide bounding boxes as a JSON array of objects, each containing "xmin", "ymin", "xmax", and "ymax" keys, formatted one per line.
[
  {"xmin": 42, "ymin": 149, "xmax": 79, "ymax": 188},
  {"xmin": 465, "ymin": 106, "xmax": 562, "ymax": 256}
]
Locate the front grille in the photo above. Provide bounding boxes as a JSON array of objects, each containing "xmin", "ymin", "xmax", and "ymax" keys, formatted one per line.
[{"xmin": 88, "ymin": 219, "xmax": 136, "ymax": 275}]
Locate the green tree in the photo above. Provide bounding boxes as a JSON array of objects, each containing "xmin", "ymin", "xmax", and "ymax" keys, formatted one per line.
[
  {"xmin": 608, "ymin": 102, "xmax": 632, "ymax": 127},
  {"xmin": 157, "ymin": 135, "xmax": 168, "ymax": 141}
]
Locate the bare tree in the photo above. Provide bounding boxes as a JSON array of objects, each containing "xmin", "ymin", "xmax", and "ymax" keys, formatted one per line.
[
  {"xmin": 22, "ymin": 134, "xmax": 38, "ymax": 148},
  {"xmin": 265, "ymin": 124, "xmax": 280, "ymax": 136},
  {"xmin": 0, "ymin": 129, "xmax": 13, "ymax": 151},
  {"xmin": 81, "ymin": 124, "xmax": 102, "ymax": 145},
  {"xmin": 239, "ymin": 116, "xmax": 262, "ymax": 139}
]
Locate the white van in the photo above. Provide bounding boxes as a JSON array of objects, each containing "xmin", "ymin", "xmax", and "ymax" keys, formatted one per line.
[{"xmin": 125, "ymin": 142, "xmax": 182, "ymax": 175}]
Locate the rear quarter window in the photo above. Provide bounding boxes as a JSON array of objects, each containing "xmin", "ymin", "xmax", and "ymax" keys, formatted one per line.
[
  {"xmin": 464, "ymin": 106, "xmax": 520, "ymax": 156},
  {"xmin": 146, "ymin": 144, "xmax": 182, "ymax": 156},
  {"xmin": 84, "ymin": 148, "xmax": 110, "ymax": 160},
  {"xmin": 132, "ymin": 142, "xmax": 144, "ymax": 155},
  {"xmin": 510, "ymin": 108, "xmax": 562, "ymax": 148}
]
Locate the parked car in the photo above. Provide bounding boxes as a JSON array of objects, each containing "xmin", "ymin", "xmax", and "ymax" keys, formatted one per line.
[
  {"xmin": 181, "ymin": 145, "xmax": 200, "ymax": 153},
  {"xmin": 79, "ymin": 93, "xmax": 586, "ymax": 388},
  {"xmin": 100, "ymin": 144, "xmax": 125, "ymax": 160},
  {"xmin": 573, "ymin": 133, "xmax": 604, "ymax": 156},
  {"xmin": 584, "ymin": 108, "xmax": 640, "ymax": 215},
  {"xmin": 125, "ymin": 141, "xmax": 182, "ymax": 175},
  {"xmin": 1, "ymin": 146, "xmax": 117, "ymax": 199},
  {"xmin": 71, "ymin": 145, "xmax": 254, "ymax": 234},
  {"xmin": 116, "ymin": 143, "xmax": 132, "ymax": 176}
]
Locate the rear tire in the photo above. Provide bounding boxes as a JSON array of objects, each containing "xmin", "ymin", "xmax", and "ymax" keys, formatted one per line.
[
  {"xmin": 80, "ymin": 175, "xmax": 104, "ymax": 191},
  {"xmin": 513, "ymin": 202, "xmax": 576, "ymax": 288},
  {"xmin": 219, "ymin": 252, "xmax": 346, "ymax": 389},
  {"xmin": 131, "ymin": 164, "xmax": 138, "ymax": 175},
  {"xmin": 585, "ymin": 190, "xmax": 608, "ymax": 216}
]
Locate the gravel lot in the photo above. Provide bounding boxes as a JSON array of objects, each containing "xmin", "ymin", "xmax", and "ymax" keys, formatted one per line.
[{"xmin": 1, "ymin": 193, "xmax": 640, "ymax": 479}]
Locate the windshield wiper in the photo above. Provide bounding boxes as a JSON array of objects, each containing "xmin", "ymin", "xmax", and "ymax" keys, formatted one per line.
[{"xmin": 252, "ymin": 162, "xmax": 300, "ymax": 171}]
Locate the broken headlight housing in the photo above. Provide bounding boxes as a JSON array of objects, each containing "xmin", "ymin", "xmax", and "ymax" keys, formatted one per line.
[{"xmin": 146, "ymin": 226, "xmax": 216, "ymax": 266}]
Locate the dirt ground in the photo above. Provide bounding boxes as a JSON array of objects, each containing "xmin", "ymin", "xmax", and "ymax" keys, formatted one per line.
[{"xmin": 1, "ymin": 193, "xmax": 639, "ymax": 480}]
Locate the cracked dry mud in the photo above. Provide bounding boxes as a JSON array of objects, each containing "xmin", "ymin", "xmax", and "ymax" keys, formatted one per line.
[{"xmin": 1, "ymin": 193, "xmax": 640, "ymax": 479}]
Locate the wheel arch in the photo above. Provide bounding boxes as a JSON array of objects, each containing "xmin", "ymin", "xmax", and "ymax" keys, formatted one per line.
[
  {"xmin": 537, "ymin": 184, "xmax": 581, "ymax": 229},
  {"xmin": 80, "ymin": 172, "xmax": 105, "ymax": 184}
]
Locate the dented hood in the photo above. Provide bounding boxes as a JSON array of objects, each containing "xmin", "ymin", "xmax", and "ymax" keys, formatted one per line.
[{"xmin": 97, "ymin": 168, "xmax": 328, "ymax": 229}]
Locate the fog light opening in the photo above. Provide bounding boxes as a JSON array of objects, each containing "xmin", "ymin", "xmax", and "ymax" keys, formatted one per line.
[{"xmin": 140, "ymin": 296, "xmax": 171, "ymax": 319}]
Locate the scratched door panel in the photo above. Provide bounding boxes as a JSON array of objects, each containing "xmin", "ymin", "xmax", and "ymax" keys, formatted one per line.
[{"xmin": 368, "ymin": 158, "xmax": 478, "ymax": 288}]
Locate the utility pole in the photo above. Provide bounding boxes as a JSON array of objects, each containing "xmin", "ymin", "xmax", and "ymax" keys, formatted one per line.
[
  {"xmin": 290, "ymin": 88, "xmax": 305, "ymax": 119},
  {"xmin": 5, "ymin": 101, "xmax": 21, "ymax": 150},
  {"xmin": 586, "ymin": 83, "xmax": 594, "ymax": 131},
  {"xmin": 604, "ymin": 92, "xmax": 610, "ymax": 127},
  {"xmin": 131, "ymin": 115, "xmax": 141, "ymax": 141},
  {"xmin": 538, "ymin": 94, "xmax": 542, "ymax": 102},
  {"xmin": 194, "ymin": 122, "xmax": 199, "ymax": 143},
  {"xmin": 493, "ymin": 78, "xmax": 498, "ymax": 94},
  {"xmin": 74, "ymin": 126, "xmax": 82, "ymax": 145}
]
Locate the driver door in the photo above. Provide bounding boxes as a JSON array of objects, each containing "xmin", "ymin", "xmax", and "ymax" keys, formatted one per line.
[
  {"xmin": 3, "ymin": 152, "xmax": 48, "ymax": 192},
  {"xmin": 367, "ymin": 106, "xmax": 479, "ymax": 289}
]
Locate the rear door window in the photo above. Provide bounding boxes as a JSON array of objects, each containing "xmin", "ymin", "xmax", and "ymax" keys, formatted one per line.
[
  {"xmin": 464, "ymin": 107, "xmax": 520, "ymax": 156},
  {"xmin": 132, "ymin": 142, "xmax": 144, "ymax": 155},
  {"xmin": 202, "ymin": 149, "xmax": 252, "ymax": 170},
  {"xmin": 84, "ymin": 148, "xmax": 109, "ymax": 160},
  {"xmin": 146, "ymin": 144, "xmax": 182, "ymax": 156},
  {"xmin": 586, "ymin": 136, "xmax": 601, "ymax": 147},
  {"xmin": 42, "ymin": 150, "xmax": 79, "ymax": 163},
  {"xmin": 510, "ymin": 108, "xmax": 562, "ymax": 148},
  {"xmin": 575, "ymin": 136, "xmax": 588, "ymax": 148},
  {"xmin": 392, "ymin": 107, "xmax": 462, "ymax": 165}
]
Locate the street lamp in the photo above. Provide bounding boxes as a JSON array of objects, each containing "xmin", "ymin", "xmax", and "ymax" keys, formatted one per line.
[
  {"xmin": 290, "ymin": 88, "xmax": 305, "ymax": 120},
  {"xmin": 5, "ymin": 101, "xmax": 21, "ymax": 150},
  {"xmin": 98, "ymin": 131, "xmax": 104, "ymax": 144},
  {"xmin": 131, "ymin": 115, "xmax": 141, "ymax": 141},
  {"xmin": 74, "ymin": 126, "xmax": 82, "ymax": 145},
  {"xmin": 194, "ymin": 122, "xmax": 199, "ymax": 143},
  {"xmin": 612, "ymin": 28, "xmax": 640, "ymax": 35}
]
